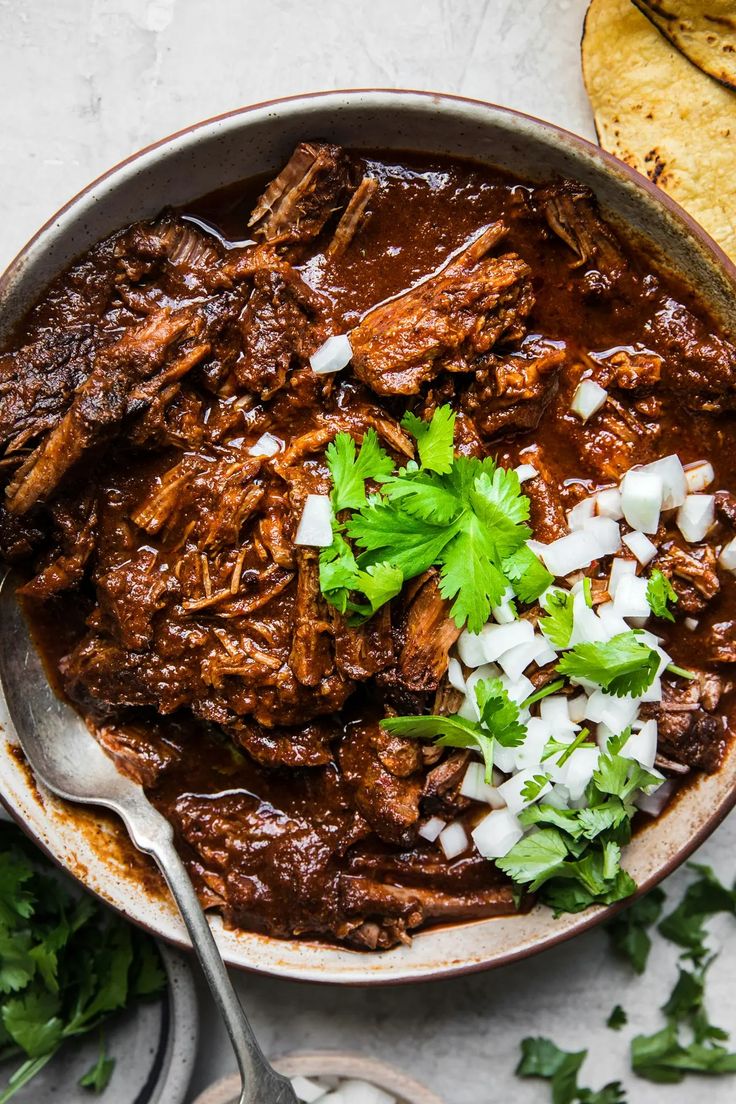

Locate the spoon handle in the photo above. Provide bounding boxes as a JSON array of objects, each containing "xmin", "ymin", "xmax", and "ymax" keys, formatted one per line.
[{"xmin": 118, "ymin": 797, "xmax": 297, "ymax": 1104}]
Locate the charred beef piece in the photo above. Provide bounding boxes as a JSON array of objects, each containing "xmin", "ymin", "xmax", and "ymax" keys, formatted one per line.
[
  {"xmin": 516, "ymin": 444, "xmax": 568, "ymax": 542},
  {"xmin": 288, "ymin": 548, "xmax": 336, "ymax": 688},
  {"xmin": 20, "ymin": 492, "xmax": 98, "ymax": 599},
  {"xmin": 232, "ymin": 266, "xmax": 327, "ymax": 399},
  {"xmin": 393, "ymin": 572, "xmax": 462, "ymax": 693},
  {"xmin": 6, "ymin": 306, "xmax": 212, "ymax": 514},
  {"xmin": 230, "ymin": 717, "xmax": 336, "ymax": 768},
  {"xmin": 646, "ymin": 299, "xmax": 736, "ymax": 412},
  {"xmin": 248, "ymin": 142, "xmax": 353, "ymax": 244},
  {"xmin": 463, "ymin": 339, "xmax": 565, "ymax": 438},
  {"xmin": 537, "ymin": 181, "xmax": 628, "ymax": 287},
  {"xmin": 589, "ymin": 348, "xmax": 663, "ymax": 392},
  {"xmin": 338, "ymin": 721, "xmax": 422, "ymax": 848},
  {"xmin": 326, "ymin": 176, "xmax": 378, "ymax": 258},
  {"xmin": 697, "ymin": 623, "xmax": 736, "ymax": 665},
  {"xmin": 350, "ymin": 222, "xmax": 533, "ymax": 395}
]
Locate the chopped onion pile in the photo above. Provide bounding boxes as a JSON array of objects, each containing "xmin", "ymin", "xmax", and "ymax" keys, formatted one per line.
[
  {"xmin": 425, "ymin": 448, "xmax": 730, "ymax": 868},
  {"xmin": 290, "ymin": 1074, "xmax": 398, "ymax": 1104}
]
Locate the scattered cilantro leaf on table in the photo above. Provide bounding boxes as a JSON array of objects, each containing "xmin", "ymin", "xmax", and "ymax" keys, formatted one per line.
[
  {"xmin": 658, "ymin": 863, "xmax": 736, "ymax": 963},
  {"xmin": 607, "ymin": 1006, "xmax": 627, "ymax": 1031},
  {"xmin": 517, "ymin": 1036, "xmax": 627, "ymax": 1104},
  {"xmin": 646, "ymin": 568, "xmax": 678, "ymax": 622},
  {"xmin": 604, "ymin": 887, "xmax": 666, "ymax": 974},
  {"xmin": 556, "ymin": 633, "xmax": 660, "ymax": 697}
]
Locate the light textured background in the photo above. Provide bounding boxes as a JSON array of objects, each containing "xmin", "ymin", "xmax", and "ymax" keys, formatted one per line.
[{"xmin": 1, "ymin": 2, "xmax": 735, "ymax": 1102}]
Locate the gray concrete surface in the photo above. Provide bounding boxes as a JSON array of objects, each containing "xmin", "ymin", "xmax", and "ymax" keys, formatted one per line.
[{"xmin": 1, "ymin": 2, "xmax": 734, "ymax": 1101}]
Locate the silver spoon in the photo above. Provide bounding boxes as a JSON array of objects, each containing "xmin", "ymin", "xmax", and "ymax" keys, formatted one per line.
[{"xmin": 0, "ymin": 573, "xmax": 298, "ymax": 1104}]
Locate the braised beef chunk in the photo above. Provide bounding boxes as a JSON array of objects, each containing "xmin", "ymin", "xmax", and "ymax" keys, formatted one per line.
[
  {"xmin": 3, "ymin": 143, "xmax": 736, "ymax": 951},
  {"xmin": 248, "ymin": 142, "xmax": 352, "ymax": 244},
  {"xmin": 350, "ymin": 222, "xmax": 534, "ymax": 395},
  {"xmin": 647, "ymin": 299, "xmax": 736, "ymax": 411}
]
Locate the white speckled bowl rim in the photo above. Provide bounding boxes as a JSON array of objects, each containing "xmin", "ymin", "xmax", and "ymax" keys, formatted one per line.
[
  {"xmin": 192, "ymin": 1051, "xmax": 445, "ymax": 1104},
  {"xmin": 1, "ymin": 90, "xmax": 735, "ymax": 985}
]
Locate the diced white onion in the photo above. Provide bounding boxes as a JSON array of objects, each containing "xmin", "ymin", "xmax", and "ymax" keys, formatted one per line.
[
  {"xmin": 562, "ymin": 747, "xmax": 600, "ymax": 801},
  {"xmin": 608, "ymin": 557, "xmax": 637, "ymax": 597},
  {"xmin": 545, "ymin": 783, "xmax": 571, "ymax": 810},
  {"xmin": 499, "ymin": 672, "xmax": 535, "ymax": 705},
  {"xmin": 498, "ymin": 636, "xmax": 555, "ymax": 681},
  {"xmin": 447, "ymin": 656, "xmax": 466, "ymax": 693},
  {"xmin": 684, "ymin": 461, "xmax": 715, "ymax": 494},
  {"xmin": 719, "ymin": 537, "xmax": 736, "ymax": 574},
  {"xmin": 492, "ymin": 585, "xmax": 517, "ymax": 625},
  {"xmin": 294, "ymin": 495, "xmax": 333, "ymax": 546},
  {"xmin": 419, "ymin": 816, "xmax": 447, "ymax": 842},
  {"xmin": 569, "ymin": 590, "xmax": 608, "ymax": 646},
  {"xmin": 460, "ymin": 762, "xmax": 505, "ymax": 807},
  {"xmin": 596, "ymin": 488, "xmax": 623, "ymax": 520},
  {"xmin": 540, "ymin": 694, "xmax": 577, "ymax": 733},
  {"xmin": 677, "ymin": 494, "xmax": 715, "ymax": 543},
  {"xmin": 571, "ymin": 379, "xmax": 608, "ymax": 422},
  {"xmin": 620, "ymin": 469, "xmax": 663, "ymax": 535},
  {"xmin": 439, "ymin": 821, "xmax": 469, "ymax": 860},
  {"xmin": 497, "ymin": 767, "xmax": 550, "ymax": 813},
  {"xmin": 309, "ymin": 333, "xmax": 353, "ymax": 375},
  {"xmin": 247, "ymin": 432, "xmax": 282, "ymax": 457},
  {"xmin": 568, "ymin": 694, "xmax": 588, "ymax": 723},
  {"xmin": 684, "ymin": 617, "xmax": 699, "ymax": 631},
  {"xmin": 622, "ymin": 530, "xmax": 658, "ymax": 566},
  {"xmin": 635, "ymin": 778, "xmax": 676, "ymax": 817},
  {"xmin": 640, "ymin": 675, "xmax": 662, "ymax": 704},
  {"xmin": 515, "ymin": 463, "xmax": 539, "ymax": 483},
  {"xmin": 582, "ymin": 515, "xmax": 622, "ymax": 556},
  {"xmin": 514, "ymin": 717, "xmax": 552, "ymax": 771},
  {"xmin": 493, "ymin": 741, "xmax": 518, "ymax": 774},
  {"xmin": 620, "ymin": 719, "xmax": 657, "ymax": 769},
  {"xmin": 539, "ymin": 531, "xmax": 601, "ymax": 577},
  {"xmin": 587, "ymin": 690, "xmax": 641, "ymax": 733},
  {"xmin": 338, "ymin": 1082, "xmax": 396, "ymax": 1104},
  {"xmin": 291, "ymin": 1077, "xmax": 329, "ymax": 1103},
  {"xmin": 613, "ymin": 573, "xmax": 651, "ymax": 619},
  {"xmin": 641, "ymin": 454, "xmax": 687, "ymax": 510},
  {"xmin": 597, "ymin": 601, "xmax": 631, "ymax": 638},
  {"xmin": 472, "ymin": 808, "xmax": 524, "ymax": 859},
  {"xmin": 475, "ymin": 620, "xmax": 535, "ymax": 663},
  {"xmin": 567, "ymin": 497, "xmax": 596, "ymax": 531}
]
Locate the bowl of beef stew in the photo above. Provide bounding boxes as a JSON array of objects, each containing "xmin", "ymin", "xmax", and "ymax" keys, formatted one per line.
[{"xmin": 1, "ymin": 91, "xmax": 736, "ymax": 984}]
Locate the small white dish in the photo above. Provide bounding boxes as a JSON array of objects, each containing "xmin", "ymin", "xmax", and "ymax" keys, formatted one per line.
[{"xmin": 192, "ymin": 1050, "xmax": 445, "ymax": 1104}]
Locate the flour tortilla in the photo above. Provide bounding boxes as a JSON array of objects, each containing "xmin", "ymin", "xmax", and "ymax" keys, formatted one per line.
[
  {"xmin": 582, "ymin": 0, "xmax": 736, "ymax": 261},
  {"xmin": 633, "ymin": 0, "xmax": 736, "ymax": 90}
]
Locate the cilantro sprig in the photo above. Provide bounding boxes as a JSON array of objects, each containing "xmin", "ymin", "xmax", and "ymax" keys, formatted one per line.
[
  {"xmin": 556, "ymin": 633, "xmax": 660, "ymax": 698},
  {"xmin": 517, "ymin": 1036, "xmax": 627, "ymax": 1103},
  {"xmin": 381, "ymin": 676, "xmax": 525, "ymax": 782},
  {"xmin": 320, "ymin": 406, "xmax": 550, "ymax": 631},
  {"xmin": 0, "ymin": 824, "xmax": 165, "ymax": 1101},
  {"xmin": 646, "ymin": 568, "xmax": 678, "ymax": 623}
]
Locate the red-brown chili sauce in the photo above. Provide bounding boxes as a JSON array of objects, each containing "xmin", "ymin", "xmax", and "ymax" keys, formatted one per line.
[{"xmin": 2, "ymin": 145, "xmax": 735, "ymax": 949}]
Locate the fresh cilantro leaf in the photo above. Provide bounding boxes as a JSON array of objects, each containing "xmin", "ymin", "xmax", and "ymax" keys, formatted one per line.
[
  {"xmin": 129, "ymin": 936, "xmax": 166, "ymax": 998},
  {"xmin": 519, "ymin": 804, "xmax": 586, "ymax": 837},
  {"xmin": 503, "ymin": 543, "xmax": 554, "ymax": 603},
  {"xmin": 658, "ymin": 864, "xmax": 736, "ymax": 963},
  {"xmin": 382, "ymin": 677, "xmax": 524, "ymax": 782},
  {"xmin": 470, "ymin": 467, "xmax": 531, "ymax": 557},
  {"xmin": 0, "ymin": 860, "xmax": 35, "ymax": 929},
  {"xmin": 437, "ymin": 515, "xmax": 509, "ymax": 632},
  {"xmin": 540, "ymin": 855, "xmax": 637, "ymax": 916},
  {"xmin": 326, "ymin": 429, "xmax": 394, "ymax": 513},
  {"xmin": 576, "ymin": 800, "xmax": 630, "ymax": 841},
  {"xmin": 2, "ymin": 990, "xmax": 63, "ymax": 1059},
  {"xmin": 516, "ymin": 1037, "xmax": 625, "ymax": 1104},
  {"xmin": 520, "ymin": 774, "xmax": 551, "ymax": 804},
  {"xmin": 540, "ymin": 588, "xmax": 575, "ymax": 649},
  {"xmin": 497, "ymin": 828, "xmax": 569, "ymax": 892},
  {"xmin": 475, "ymin": 677, "xmax": 526, "ymax": 749},
  {"xmin": 381, "ymin": 468, "xmax": 461, "ymax": 524},
  {"xmin": 557, "ymin": 633, "xmax": 659, "ymax": 698},
  {"xmin": 607, "ymin": 1005, "xmax": 627, "ymax": 1030},
  {"xmin": 646, "ymin": 568, "xmax": 677, "ymax": 622},
  {"xmin": 401, "ymin": 404, "xmax": 456, "ymax": 474},
  {"xmin": 0, "ymin": 931, "xmax": 35, "ymax": 996},
  {"xmin": 78, "ymin": 1032, "xmax": 115, "ymax": 1093},
  {"xmin": 605, "ymin": 887, "xmax": 666, "ymax": 974},
  {"xmin": 631, "ymin": 1021, "xmax": 736, "ymax": 1083},
  {"xmin": 381, "ymin": 714, "xmax": 496, "ymax": 781},
  {"xmin": 347, "ymin": 499, "xmax": 456, "ymax": 578}
]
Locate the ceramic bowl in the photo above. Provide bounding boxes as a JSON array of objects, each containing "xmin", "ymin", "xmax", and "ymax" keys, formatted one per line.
[
  {"xmin": 1, "ymin": 90, "xmax": 735, "ymax": 985},
  {"xmin": 192, "ymin": 1051, "xmax": 445, "ymax": 1104}
]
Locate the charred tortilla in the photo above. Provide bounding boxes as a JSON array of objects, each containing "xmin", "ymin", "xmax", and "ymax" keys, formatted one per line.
[
  {"xmin": 633, "ymin": 0, "xmax": 736, "ymax": 90},
  {"xmin": 582, "ymin": 0, "xmax": 736, "ymax": 261}
]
